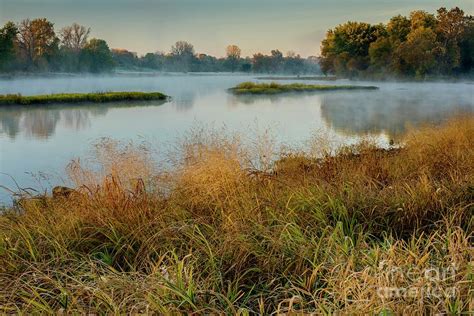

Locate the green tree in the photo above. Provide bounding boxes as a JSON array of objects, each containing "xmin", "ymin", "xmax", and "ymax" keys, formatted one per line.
[
  {"xmin": 410, "ymin": 10, "xmax": 437, "ymax": 30},
  {"xmin": 459, "ymin": 17, "xmax": 474, "ymax": 73},
  {"xmin": 320, "ymin": 22, "xmax": 379, "ymax": 75},
  {"xmin": 111, "ymin": 49, "xmax": 138, "ymax": 69},
  {"xmin": 435, "ymin": 7, "xmax": 469, "ymax": 72},
  {"xmin": 369, "ymin": 37, "xmax": 392, "ymax": 70},
  {"xmin": 398, "ymin": 27, "xmax": 439, "ymax": 77},
  {"xmin": 140, "ymin": 52, "xmax": 164, "ymax": 70},
  {"xmin": 0, "ymin": 22, "xmax": 18, "ymax": 72},
  {"xmin": 283, "ymin": 51, "xmax": 305, "ymax": 74},
  {"xmin": 320, "ymin": 6, "xmax": 471, "ymax": 78},
  {"xmin": 81, "ymin": 38, "xmax": 114, "ymax": 73},
  {"xmin": 270, "ymin": 49, "xmax": 284, "ymax": 73},
  {"xmin": 252, "ymin": 53, "xmax": 272, "ymax": 73},
  {"xmin": 387, "ymin": 15, "xmax": 411, "ymax": 43}
]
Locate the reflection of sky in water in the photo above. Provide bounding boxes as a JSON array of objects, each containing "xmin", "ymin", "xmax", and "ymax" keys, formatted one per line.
[{"xmin": 0, "ymin": 74, "xmax": 473, "ymax": 204}]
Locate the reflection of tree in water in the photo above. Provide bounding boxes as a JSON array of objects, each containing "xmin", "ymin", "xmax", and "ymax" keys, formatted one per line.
[
  {"xmin": 0, "ymin": 102, "xmax": 168, "ymax": 139},
  {"xmin": 0, "ymin": 109, "xmax": 21, "ymax": 138},
  {"xmin": 320, "ymin": 90, "xmax": 474, "ymax": 137},
  {"xmin": 61, "ymin": 107, "xmax": 108, "ymax": 131},
  {"xmin": 173, "ymin": 91, "xmax": 196, "ymax": 111},
  {"xmin": 22, "ymin": 109, "xmax": 61, "ymax": 138},
  {"xmin": 0, "ymin": 105, "xmax": 108, "ymax": 139},
  {"xmin": 227, "ymin": 92, "xmax": 316, "ymax": 106}
]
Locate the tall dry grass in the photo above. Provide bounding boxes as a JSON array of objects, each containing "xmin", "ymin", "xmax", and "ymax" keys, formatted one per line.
[{"xmin": 0, "ymin": 116, "xmax": 473, "ymax": 314}]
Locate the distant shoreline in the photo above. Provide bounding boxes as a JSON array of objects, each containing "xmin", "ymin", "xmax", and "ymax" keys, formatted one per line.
[{"xmin": 0, "ymin": 72, "xmax": 472, "ymax": 84}]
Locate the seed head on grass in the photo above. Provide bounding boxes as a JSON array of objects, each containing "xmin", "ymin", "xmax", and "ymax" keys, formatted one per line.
[{"xmin": 0, "ymin": 115, "xmax": 473, "ymax": 314}]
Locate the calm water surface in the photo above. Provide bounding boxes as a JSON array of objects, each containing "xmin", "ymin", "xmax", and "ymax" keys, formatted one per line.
[{"xmin": 0, "ymin": 74, "xmax": 473, "ymax": 204}]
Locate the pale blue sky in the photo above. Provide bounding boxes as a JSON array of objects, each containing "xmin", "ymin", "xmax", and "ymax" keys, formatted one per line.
[{"xmin": 1, "ymin": 0, "xmax": 472, "ymax": 57}]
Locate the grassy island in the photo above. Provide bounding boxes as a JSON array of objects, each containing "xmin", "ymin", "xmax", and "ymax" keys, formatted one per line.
[
  {"xmin": 0, "ymin": 91, "xmax": 169, "ymax": 106},
  {"xmin": 229, "ymin": 82, "xmax": 378, "ymax": 94},
  {"xmin": 255, "ymin": 75, "xmax": 338, "ymax": 80}
]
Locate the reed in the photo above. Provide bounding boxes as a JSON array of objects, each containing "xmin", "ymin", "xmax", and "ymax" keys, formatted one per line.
[{"xmin": 0, "ymin": 115, "xmax": 472, "ymax": 314}]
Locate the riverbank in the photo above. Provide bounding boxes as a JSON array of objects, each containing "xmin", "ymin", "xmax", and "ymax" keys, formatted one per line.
[
  {"xmin": 0, "ymin": 115, "xmax": 472, "ymax": 314},
  {"xmin": 0, "ymin": 91, "xmax": 169, "ymax": 106},
  {"xmin": 229, "ymin": 82, "xmax": 378, "ymax": 94}
]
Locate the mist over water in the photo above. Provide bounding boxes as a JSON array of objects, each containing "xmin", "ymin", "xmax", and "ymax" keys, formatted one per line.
[{"xmin": 0, "ymin": 74, "xmax": 473, "ymax": 204}]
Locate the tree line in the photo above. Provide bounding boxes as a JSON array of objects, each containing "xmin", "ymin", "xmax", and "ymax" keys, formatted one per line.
[
  {"xmin": 113, "ymin": 41, "xmax": 320, "ymax": 74},
  {"xmin": 320, "ymin": 7, "xmax": 473, "ymax": 78},
  {"xmin": 0, "ymin": 18, "xmax": 320, "ymax": 74},
  {"xmin": 0, "ymin": 19, "xmax": 114, "ymax": 73}
]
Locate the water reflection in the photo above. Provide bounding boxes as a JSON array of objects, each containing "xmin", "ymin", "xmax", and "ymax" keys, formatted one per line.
[
  {"xmin": 0, "ymin": 106, "xmax": 105, "ymax": 139},
  {"xmin": 227, "ymin": 93, "xmax": 314, "ymax": 106},
  {"xmin": 0, "ymin": 102, "xmax": 168, "ymax": 139},
  {"xmin": 174, "ymin": 91, "xmax": 196, "ymax": 111},
  {"xmin": 320, "ymin": 88, "xmax": 473, "ymax": 137},
  {"xmin": 1, "ymin": 76, "xmax": 473, "ymax": 206},
  {"xmin": 1, "ymin": 84, "xmax": 473, "ymax": 140}
]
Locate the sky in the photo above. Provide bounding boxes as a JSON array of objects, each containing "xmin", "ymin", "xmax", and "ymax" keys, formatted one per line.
[{"xmin": 1, "ymin": 0, "xmax": 473, "ymax": 57}]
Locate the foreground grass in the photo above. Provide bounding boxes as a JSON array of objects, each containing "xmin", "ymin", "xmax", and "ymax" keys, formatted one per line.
[
  {"xmin": 229, "ymin": 81, "xmax": 378, "ymax": 94},
  {"xmin": 0, "ymin": 116, "xmax": 473, "ymax": 314},
  {"xmin": 0, "ymin": 91, "xmax": 169, "ymax": 105}
]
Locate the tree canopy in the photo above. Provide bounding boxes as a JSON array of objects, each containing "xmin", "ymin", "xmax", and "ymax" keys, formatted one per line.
[{"xmin": 320, "ymin": 6, "xmax": 473, "ymax": 78}]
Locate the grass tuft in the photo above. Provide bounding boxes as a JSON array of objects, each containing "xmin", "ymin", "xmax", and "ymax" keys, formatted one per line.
[{"xmin": 0, "ymin": 115, "xmax": 473, "ymax": 313}]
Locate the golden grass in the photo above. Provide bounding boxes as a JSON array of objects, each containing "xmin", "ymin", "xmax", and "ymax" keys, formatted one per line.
[{"xmin": 0, "ymin": 116, "xmax": 473, "ymax": 314}]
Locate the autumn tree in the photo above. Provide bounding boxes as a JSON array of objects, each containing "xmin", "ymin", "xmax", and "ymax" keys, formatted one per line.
[
  {"xmin": 60, "ymin": 23, "xmax": 90, "ymax": 51},
  {"xmin": 225, "ymin": 44, "xmax": 241, "ymax": 72},
  {"xmin": 410, "ymin": 10, "xmax": 437, "ymax": 30},
  {"xmin": 16, "ymin": 18, "xmax": 58, "ymax": 70}
]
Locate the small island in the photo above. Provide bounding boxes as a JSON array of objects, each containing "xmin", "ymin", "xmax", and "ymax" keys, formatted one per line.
[
  {"xmin": 255, "ymin": 76, "xmax": 338, "ymax": 81},
  {"xmin": 0, "ymin": 91, "xmax": 169, "ymax": 106},
  {"xmin": 229, "ymin": 82, "xmax": 379, "ymax": 95}
]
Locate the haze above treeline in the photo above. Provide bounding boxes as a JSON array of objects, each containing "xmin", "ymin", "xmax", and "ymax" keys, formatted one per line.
[{"xmin": 0, "ymin": 6, "xmax": 472, "ymax": 78}]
